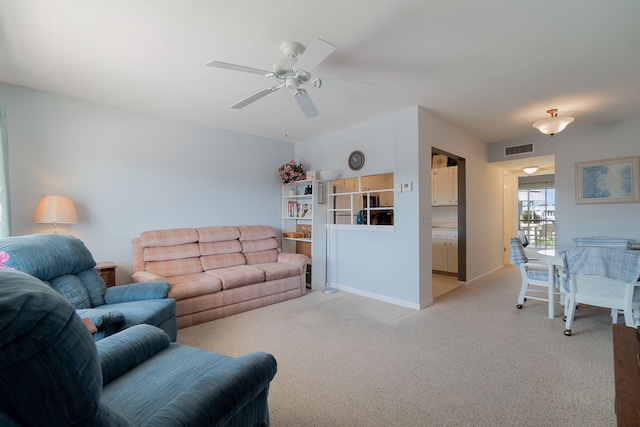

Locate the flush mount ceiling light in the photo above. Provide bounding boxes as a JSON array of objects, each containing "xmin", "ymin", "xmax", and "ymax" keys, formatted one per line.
[
  {"xmin": 522, "ymin": 166, "xmax": 539, "ymax": 175},
  {"xmin": 532, "ymin": 109, "xmax": 574, "ymax": 136}
]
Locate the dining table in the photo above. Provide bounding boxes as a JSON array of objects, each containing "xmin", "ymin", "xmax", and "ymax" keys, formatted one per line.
[{"xmin": 536, "ymin": 249, "xmax": 566, "ymax": 302}]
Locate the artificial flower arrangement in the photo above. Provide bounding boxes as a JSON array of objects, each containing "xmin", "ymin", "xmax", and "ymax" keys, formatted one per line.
[{"xmin": 278, "ymin": 160, "xmax": 306, "ymax": 184}]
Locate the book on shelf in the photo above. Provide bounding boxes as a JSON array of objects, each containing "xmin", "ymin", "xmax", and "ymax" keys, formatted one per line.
[{"xmin": 287, "ymin": 201, "xmax": 313, "ymax": 218}]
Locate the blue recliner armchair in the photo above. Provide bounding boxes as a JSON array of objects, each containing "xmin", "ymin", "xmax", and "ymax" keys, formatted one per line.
[
  {"xmin": 0, "ymin": 269, "xmax": 277, "ymax": 426},
  {"xmin": 0, "ymin": 233, "xmax": 177, "ymax": 341}
]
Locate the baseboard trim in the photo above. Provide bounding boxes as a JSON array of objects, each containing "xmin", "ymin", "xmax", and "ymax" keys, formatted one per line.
[{"xmin": 325, "ymin": 283, "xmax": 421, "ymax": 310}]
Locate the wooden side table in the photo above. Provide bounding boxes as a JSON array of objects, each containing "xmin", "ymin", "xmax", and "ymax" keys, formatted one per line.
[
  {"xmin": 612, "ymin": 324, "xmax": 640, "ymax": 426},
  {"xmin": 96, "ymin": 262, "xmax": 117, "ymax": 287}
]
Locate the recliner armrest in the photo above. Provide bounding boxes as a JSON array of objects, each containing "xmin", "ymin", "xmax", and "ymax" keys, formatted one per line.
[
  {"xmin": 96, "ymin": 324, "xmax": 171, "ymax": 384},
  {"xmin": 104, "ymin": 282, "xmax": 170, "ymax": 304},
  {"xmin": 76, "ymin": 308, "xmax": 125, "ymax": 329},
  {"xmin": 143, "ymin": 351, "xmax": 277, "ymax": 425}
]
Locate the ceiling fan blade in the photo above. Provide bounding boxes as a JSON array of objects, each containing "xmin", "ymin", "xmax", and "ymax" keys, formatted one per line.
[
  {"xmin": 294, "ymin": 38, "xmax": 336, "ymax": 72},
  {"xmin": 206, "ymin": 61, "xmax": 271, "ymax": 77},
  {"xmin": 294, "ymin": 89, "xmax": 319, "ymax": 119},
  {"xmin": 231, "ymin": 86, "xmax": 281, "ymax": 109},
  {"xmin": 314, "ymin": 78, "xmax": 376, "ymax": 96}
]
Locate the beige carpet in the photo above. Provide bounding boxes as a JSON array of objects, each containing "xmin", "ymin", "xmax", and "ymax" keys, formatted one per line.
[{"xmin": 177, "ymin": 266, "xmax": 617, "ymax": 427}]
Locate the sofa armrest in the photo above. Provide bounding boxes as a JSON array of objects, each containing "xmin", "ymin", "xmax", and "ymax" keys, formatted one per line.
[
  {"xmin": 143, "ymin": 351, "xmax": 277, "ymax": 426},
  {"xmin": 132, "ymin": 270, "xmax": 165, "ymax": 283},
  {"xmin": 96, "ymin": 324, "xmax": 171, "ymax": 384},
  {"xmin": 104, "ymin": 282, "xmax": 170, "ymax": 304},
  {"xmin": 76, "ymin": 308, "xmax": 125, "ymax": 330},
  {"xmin": 277, "ymin": 252, "xmax": 310, "ymax": 274}
]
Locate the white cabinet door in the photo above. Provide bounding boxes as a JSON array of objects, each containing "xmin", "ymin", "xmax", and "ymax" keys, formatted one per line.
[
  {"xmin": 432, "ymin": 230, "xmax": 458, "ymax": 273},
  {"xmin": 432, "ymin": 239, "xmax": 448, "ymax": 271},
  {"xmin": 447, "ymin": 240, "xmax": 458, "ymax": 273},
  {"xmin": 431, "ymin": 167, "xmax": 458, "ymax": 206}
]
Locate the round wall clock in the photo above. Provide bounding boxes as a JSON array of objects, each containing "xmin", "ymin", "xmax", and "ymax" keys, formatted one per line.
[{"xmin": 348, "ymin": 150, "xmax": 365, "ymax": 170}]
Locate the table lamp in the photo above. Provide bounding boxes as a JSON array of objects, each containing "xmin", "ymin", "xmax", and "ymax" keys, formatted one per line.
[{"xmin": 33, "ymin": 195, "xmax": 78, "ymax": 233}]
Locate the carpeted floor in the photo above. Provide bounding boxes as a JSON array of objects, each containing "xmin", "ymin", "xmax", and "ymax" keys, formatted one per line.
[{"xmin": 177, "ymin": 265, "xmax": 617, "ymax": 427}]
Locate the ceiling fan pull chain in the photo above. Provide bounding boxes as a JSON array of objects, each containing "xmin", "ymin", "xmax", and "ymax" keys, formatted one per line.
[{"xmin": 283, "ymin": 89, "xmax": 288, "ymax": 138}]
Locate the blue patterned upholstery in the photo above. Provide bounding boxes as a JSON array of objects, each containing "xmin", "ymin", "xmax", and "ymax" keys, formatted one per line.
[
  {"xmin": 573, "ymin": 236, "xmax": 634, "ymax": 248},
  {"xmin": 509, "ymin": 237, "xmax": 528, "ymax": 265},
  {"xmin": 525, "ymin": 265, "xmax": 549, "ymax": 281},
  {"xmin": 0, "ymin": 269, "xmax": 277, "ymax": 426},
  {"xmin": 0, "ymin": 234, "xmax": 177, "ymax": 341}
]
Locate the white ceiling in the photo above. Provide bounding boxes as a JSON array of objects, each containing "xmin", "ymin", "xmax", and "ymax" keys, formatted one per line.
[{"xmin": 1, "ymin": 1, "xmax": 639, "ymax": 145}]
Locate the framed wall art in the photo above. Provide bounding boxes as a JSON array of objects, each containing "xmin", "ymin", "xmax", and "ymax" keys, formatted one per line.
[{"xmin": 575, "ymin": 156, "xmax": 640, "ymax": 204}]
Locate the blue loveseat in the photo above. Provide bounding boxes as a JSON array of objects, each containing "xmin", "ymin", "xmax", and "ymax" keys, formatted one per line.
[
  {"xmin": 0, "ymin": 269, "xmax": 277, "ymax": 426},
  {"xmin": 0, "ymin": 233, "xmax": 177, "ymax": 341}
]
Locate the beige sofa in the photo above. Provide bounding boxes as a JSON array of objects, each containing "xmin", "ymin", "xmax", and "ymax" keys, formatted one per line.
[{"xmin": 132, "ymin": 225, "xmax": 308, "ymax": 328}]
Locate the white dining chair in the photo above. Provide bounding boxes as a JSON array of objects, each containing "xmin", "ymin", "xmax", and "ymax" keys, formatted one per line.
[
  {"xmin": 509, "ymin": 237, "xmax": 562, "ymax": 319},
  {"xmin": 560, "ymin": 245, "xmax": 640, "ymax": 336}
]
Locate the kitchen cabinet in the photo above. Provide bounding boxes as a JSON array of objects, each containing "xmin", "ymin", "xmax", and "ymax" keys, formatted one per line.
[
  {"xmin": 432, "ymin": 229, "xmax": 458, "ymax": 273},
  {"xmin": 432, "ymin": 166, "xmax": 458, "ymax": 206}
]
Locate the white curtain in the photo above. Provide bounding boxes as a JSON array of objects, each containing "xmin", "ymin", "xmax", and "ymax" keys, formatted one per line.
[{"xmin": 0, "ymin": 106, "xmax": 10, "ymax": 237}]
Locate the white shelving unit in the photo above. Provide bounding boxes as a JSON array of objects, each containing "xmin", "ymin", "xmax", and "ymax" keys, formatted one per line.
[{"xmin": 281, "ymin": 179, "xmax": 326, "ymax": 290}]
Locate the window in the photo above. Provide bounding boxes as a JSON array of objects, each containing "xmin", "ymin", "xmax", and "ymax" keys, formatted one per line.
[
  {"xmin": 328, "ymin": 173, "xmax": 394, "ymax": 227},
  {"xmin": 518, "ymin": 186, "xmax": 555, "ymax": 249}
]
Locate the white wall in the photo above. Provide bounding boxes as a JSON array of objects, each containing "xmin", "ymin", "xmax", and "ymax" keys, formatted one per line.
[
  {"xmin": 295, "ymin": 108, "xmax": 422, "ymax": 306},
  {"xmin": 1, "ymin": 82, "xmax": 294, "ymax": 283},
  {"xmin": 418, "ymin": 108, "xmax": 505, "ymax": 285},
  {"xmin": 489, "ymin": 115, "xmax": 640, "ymax": 248},
  {"xmin": 296, "ymin": 107, "xmax": 505, "ymax": 308},
  {"xmin": 3, "ymin": 82, "xmax": 509, "ymax": 309}
]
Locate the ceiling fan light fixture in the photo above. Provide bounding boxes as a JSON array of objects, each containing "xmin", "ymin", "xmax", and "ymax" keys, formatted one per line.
[
  {"xmin": 285, "ymin": 77, "xmax": 298, "ymax": 90},
  {"xmin": 522, "ymin": 166, "xmax": 539, "ymax": 175},
  {"xmin": 532, "ymin": 109, "xmax": 574, "ymax": 136}
]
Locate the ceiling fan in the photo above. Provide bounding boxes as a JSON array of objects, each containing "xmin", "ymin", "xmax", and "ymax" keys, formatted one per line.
[{"xmin": 206, "ymin": 38, "xmax": 375, "ymax": 119}]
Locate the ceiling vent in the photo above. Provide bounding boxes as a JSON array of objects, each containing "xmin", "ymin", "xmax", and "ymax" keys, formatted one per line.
[{"xmin": 505, "ymin": 143, "xmax": 534, "ymax": 157}]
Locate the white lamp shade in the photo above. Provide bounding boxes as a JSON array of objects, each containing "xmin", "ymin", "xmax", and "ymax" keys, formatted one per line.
[
  {"xmin": 532, "ymin": 116, "xmax": 574, "ymax": 136},
  {"xmin": 33, "ymin": 195, "xmax": 78, "ymax": 224},
  {"xmin": 320, "ymin": 170, "xmax": 342, "ymax": 180}
]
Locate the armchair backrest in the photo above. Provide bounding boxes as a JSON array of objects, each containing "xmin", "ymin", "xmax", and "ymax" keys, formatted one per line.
[
  {"xmin": 0, "ymin": 234, "xmax": 106, "ymax": 309},
  {"xmin": 0, "ymin": 269, "xmax": 128, "ymax": 425},
  {"xmin": 573, "ymin": 236, "xmax": 634, "ymax": 248},
  {"xmin": 509, "ymin": 237, "xmax": 528, "ymax": 266}
]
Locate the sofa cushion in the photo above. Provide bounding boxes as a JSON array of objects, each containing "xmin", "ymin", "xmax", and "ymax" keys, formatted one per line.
[
  {"xmin": 144, "ymin": 242, "xmax": 201, "ymax": 262},
  {"xmin": 201, "ymin": 252, "xmax": 246, "ymax": 270},
  {"xmin": 197, "ymin": 226, "xmax": 241, "ymax": 243},
  {"xmin": 238, "ymin": 225, "xmax": 277, "ymax": 241},
  {"xmin": 251, "ymin": 263, "xmax": 301, "ymax": 281},
  {"xmin": 166, "ymin": 273, "xmax": 223, "ymax": 300},
  {"xmin": 106, "ymin": 299, "xmax": 176, "ymax": 332},
  {"xmin": 49, "ymin": 274, "xmax": 92, "ymax": 309},
  {"xmin": 241, "ymin": 237, "xmax": 280, "ymax": 264},
  {"xmin": 206, "ymin": 265, "xmax": 265, "ymax": 290},
  {"xmin": 146, "ymin": 257, "xmax": 203, "ymax": 278},
  {"xmin": 78, "ymin": 269, "xmax": 108, "ymax": 307},
  {"xmin": 200, "ymin": 240, "xmax": 246, "ymax": 270},
  {"xmin": 244, "ymin": 248, "xmax": 280, "ymax": 265},
  {"xmin": 140, "ymin": 228, "xmax": 198, "ymax": 247}
]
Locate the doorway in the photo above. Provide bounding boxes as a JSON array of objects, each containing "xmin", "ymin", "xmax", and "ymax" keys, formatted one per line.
[
  {"xmin": 431, "ymin": 148, "xmax": 466, "ymax": 299},
  {"xmin": 518, "ymin": 174, "xmax": 555, "ymax": 250}
]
